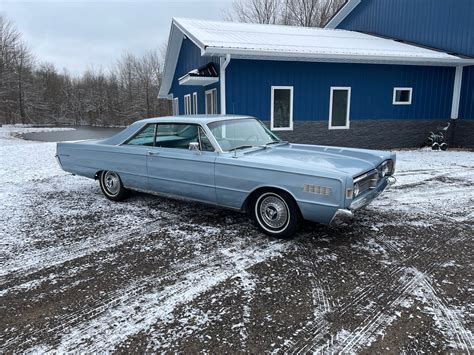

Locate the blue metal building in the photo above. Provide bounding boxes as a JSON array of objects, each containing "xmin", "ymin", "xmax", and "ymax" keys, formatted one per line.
[
  {"xmin": 160, "ymin": 9, "xmax": 474, "ymax": 148},
  {"xmin": 326, "ymin": 0, "xmax": 474, "ymax": 146}
]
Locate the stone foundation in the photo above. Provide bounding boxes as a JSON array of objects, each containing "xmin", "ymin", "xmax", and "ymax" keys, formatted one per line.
[{"xmin": 266, "ymin": 119, "xmax": 473, "ymax": 149}]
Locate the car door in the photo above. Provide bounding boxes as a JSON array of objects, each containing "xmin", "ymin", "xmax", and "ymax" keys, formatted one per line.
[
  {"xmin": 115, "ymin": 123, "xmax": 156, "ymax": 190},
  {"xmin": 146, "ymin": 123, "xmax": 217, "ymax": 203}
]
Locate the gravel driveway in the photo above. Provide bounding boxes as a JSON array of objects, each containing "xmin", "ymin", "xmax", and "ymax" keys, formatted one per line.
[{"xmin": 1, "ymin": 126, "xmax": 473, "ymax": 353}]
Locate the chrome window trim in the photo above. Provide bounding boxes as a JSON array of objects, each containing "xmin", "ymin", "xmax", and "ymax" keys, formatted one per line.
[{"xmin": 118, "ymin": 122, "xmax": 221, "ymax": 153}]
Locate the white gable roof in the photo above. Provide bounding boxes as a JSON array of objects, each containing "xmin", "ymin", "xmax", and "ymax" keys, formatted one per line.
[{"xmin": 159, "ymin": 17, "xmax": 474, "ymax": 98}]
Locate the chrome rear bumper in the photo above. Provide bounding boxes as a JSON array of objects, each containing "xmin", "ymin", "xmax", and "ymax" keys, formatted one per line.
[{"xmin": 55, "ymin": 154, "xmax": 63, "ymax": 169}]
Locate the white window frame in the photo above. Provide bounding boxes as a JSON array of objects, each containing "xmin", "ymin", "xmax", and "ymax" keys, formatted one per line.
[
  {"xmin": 271, "ymin": 86, "xmax": 294, "ymax": 131},
  {"xmin": 184, "ymin": 94, "xmax": 192, "ymax": 115},
  {"xmin": 205, "ymin": 89, "xmax": 217, "ymax": 114},
  {"xmin": 172, "ymin": 97, "xmax": 179, "ymax": 116},
  {"xmin": 329, "ymin": 87, "xmax": 351, "ymax": 130},
  {"xmin": 393, "ymin": 87, "xmax": 413, "ymax": 105},
  {"xmin": 192, "ymin": 92, "xmax": 198, "ymax": 115}
]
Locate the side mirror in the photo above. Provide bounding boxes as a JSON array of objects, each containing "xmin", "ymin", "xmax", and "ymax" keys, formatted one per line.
[{"xmin": 189, "ymin": 142, "xmax": 200, "ymax": 153}]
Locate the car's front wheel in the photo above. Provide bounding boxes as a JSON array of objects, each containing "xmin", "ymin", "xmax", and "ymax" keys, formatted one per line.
[
  {"xmin": 252, "ymin": 190, "xmax": 298, "ymax": 238},
  {"xmin": 99, "ymin": 171, "xmax": 128, "ymax": 201}
]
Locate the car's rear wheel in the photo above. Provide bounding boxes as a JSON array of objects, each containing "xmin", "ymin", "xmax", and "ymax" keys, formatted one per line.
[
  {"xmin": 252, "ymin": 190, "xmax": 298, "ymax": 238},
  {"xmin": 99, "ymin": 171, "xmax": 128, "ymax": 201}
]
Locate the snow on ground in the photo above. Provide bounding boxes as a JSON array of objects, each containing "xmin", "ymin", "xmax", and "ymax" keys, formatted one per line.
[{"xmin": 0, "ymin": 125, "xmax": 472, "ymax": 353}]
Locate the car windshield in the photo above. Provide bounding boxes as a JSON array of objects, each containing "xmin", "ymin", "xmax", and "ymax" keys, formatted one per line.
[{"xmin": 207, "ymin": 118, "xmax": 282, "ymax": 152}]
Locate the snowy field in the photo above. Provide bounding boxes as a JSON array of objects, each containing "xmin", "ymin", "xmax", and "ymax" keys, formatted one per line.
[{"xmin": 0, "ymin": 125, "xmax": 473, "ymax": 353}]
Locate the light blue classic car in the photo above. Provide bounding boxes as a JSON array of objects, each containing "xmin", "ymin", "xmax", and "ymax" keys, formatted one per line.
[{"xmin": 56, "ymin": 115, "xmax": 396, "ymax": 238}]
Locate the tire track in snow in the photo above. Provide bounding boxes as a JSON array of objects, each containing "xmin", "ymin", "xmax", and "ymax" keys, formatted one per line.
[
  {"xmin": 0, "ymin": 217, "xmax": 165, "ymax": 282},
  {"xmin": 416, "ymin": 276, "xmax": 473, "ymax": 352},
  {"xmin": 286, "ymin": 233, "xmax": 469, "ymax": 353},
  {"xmin": 27, "ymin": 241, "xmax": 287, "ymax": 352}
]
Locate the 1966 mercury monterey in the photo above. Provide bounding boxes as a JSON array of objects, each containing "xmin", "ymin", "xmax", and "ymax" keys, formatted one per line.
[{"xmin": 56, "ymin": 115, "xmax": 396, "ymax": 238}]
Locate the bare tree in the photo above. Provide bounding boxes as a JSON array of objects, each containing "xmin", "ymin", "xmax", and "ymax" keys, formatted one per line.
[
  {"xmin": 225, "ymin": 0, "xmax": 282, "ymax": 24},
  {"xmin": 282, "ymin": 0, "xmax": 345, "ymax": 27},
  {"xmin": 0, "ymin": 14, "xmax": 170, "ymax": 126},
  {"xmin": 225, "ymin": 0, "xmax": 345, "ymax": 27}
]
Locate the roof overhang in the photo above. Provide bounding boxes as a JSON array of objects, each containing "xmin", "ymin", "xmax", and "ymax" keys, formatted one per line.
[
  {"xmin": 159, "ymin": 17, "xmax": 474, "ymax": 99},
  {"xmin": 178, "ymin": 62, "xmax": 219, "ymax": 86},
  {"xmin": 203, "ymin": 47, "xmax": 474, "ymax": 67},
  {"xmin": 325, "ymin": 0, "xmax": 361, "ymax": 29},
  {"xmin": 179, "ymin": 75, "xmax": 219, "ymax": 86}
]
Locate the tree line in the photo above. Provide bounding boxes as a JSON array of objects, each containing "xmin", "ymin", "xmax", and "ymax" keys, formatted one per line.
[
  {"xmin": 0, "ymin": 15, "xmax": 170, "ymax": 126},
  {"xmin": 1, "ymin": 1, "xmax": 344, "ymax": 126},
  {"xmin": 225, "ymin": 0, "xmax": 345, "ymax": 27}
]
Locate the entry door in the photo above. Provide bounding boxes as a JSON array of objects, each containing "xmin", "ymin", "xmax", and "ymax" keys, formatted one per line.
[{"xmin": 146, "ymin": 123, "xmax": 217, "ymax": 203}]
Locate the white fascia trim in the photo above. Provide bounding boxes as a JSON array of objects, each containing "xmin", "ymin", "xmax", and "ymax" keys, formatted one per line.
[
  {"xmin": 203, "ymin": 48, "xmax": 474, "ymax": 67},
  {"xmin": 451, "ymin": 66, "xmax": 464, "ymax": 119},
  {"xmin": 393, "ymin": 87, "xmax": 413, "ymax": 105},
  {"xmin": 328, "ymin": 87, "xmax": 351, "ymax": 130},
  {"xmin": 158, "ymin": 19, "xmax": 207, "ymax": 98},
  {"xmin": 172, "ymin": 18, "xmax": 207, "ymax": 55},
  {"xmin": 270, "ymin": 86, "xmax": 294, "ymax": 131},
  {"xmin": 325, "ymin": 0, "xmax": 361, "ymax": 29},
  {"xmin": 178, "ymin": 75, "xmax": 219, "ymax": 86}
]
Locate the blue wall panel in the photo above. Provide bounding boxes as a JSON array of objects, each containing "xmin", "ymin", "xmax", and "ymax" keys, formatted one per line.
[
  {"xmin": 460, "ymin": 66, "xmax": 474, "ymax": 119},
  {"xmin": 337, "ymin": 0, "xmax": 474, "ymax": 57},
  {"xmin": 226, "ymin": 59, "xmax": 455, "ymax": 121},
  {"xmin": 170, "ymin": 38, "xmax": 220, "ymax": 114}
]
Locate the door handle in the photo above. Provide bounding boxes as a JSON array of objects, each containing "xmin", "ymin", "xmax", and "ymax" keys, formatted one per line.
[{"xmin": 148, "ymin": 151, "xmax": 159, "ymax": 156}]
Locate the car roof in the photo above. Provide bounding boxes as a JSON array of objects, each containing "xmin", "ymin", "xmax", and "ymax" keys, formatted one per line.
[{"xmin": 138, "ymin": 114, "xmax": 254, "ymax": 125}]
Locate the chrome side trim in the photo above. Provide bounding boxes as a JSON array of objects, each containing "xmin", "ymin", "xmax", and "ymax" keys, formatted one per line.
[{"xmin": 55, "ymin": 154, "xmax": 63, "ymax": 169}]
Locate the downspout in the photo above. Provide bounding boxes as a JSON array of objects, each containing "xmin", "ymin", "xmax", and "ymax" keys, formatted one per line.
[
  {"xmin": 451, "ymin": 66, "xmax": 463, "ymax": 119},
  {"xmin": 220, "ymin": 54, "xmax": 231, "ymax": 115}
]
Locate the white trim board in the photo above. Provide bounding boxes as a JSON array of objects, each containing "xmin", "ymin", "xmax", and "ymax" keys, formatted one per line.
[
  {"xmin": 393, "ymin": 87, "xmax": 413, "ymax": 105},
  {"xmin": 325, "ymin": 0, "xmax": 361, "ymax": 29},
  {"xmin": 329, "ymin": 87, "xmax": 351, "ymax": 130},
  {"xmin": 173, "ymin": 97, "xmax": 179, "ymax": 115},
  {"xmin": 205, "ymin": 88, "xmax": 217, "ymax": 114},
  {"xmin": 271, "ymin": 86, "xmax": 294, "ymax": 131},
  {"xmin": 451, "ymin": 66, "xmax": 463, "ymax": 119},
  {"xmin": 184, "ymin": 94, "xmax": 191, "ymax": 115},
  {"xmin": 192, "ymin": 92, "xmax": 198, "ymax": 114}
]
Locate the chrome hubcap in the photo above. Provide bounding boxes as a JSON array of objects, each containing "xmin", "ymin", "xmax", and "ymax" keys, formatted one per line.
[
  {"xmin": 259, "ymin": 195, "xmax": 288, "ymax": 230},
  {"xmin": 104, "ymin": 171, "xmax": 120, "ymax": 195}
]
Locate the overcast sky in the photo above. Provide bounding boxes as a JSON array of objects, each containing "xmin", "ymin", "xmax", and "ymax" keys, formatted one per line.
[{"xmin": 1, "ymin": 0, "xmax": 233, "ymax": 75}]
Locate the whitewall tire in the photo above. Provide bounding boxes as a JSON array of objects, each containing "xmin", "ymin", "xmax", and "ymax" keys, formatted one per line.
[{"xmin": 252, "ymin": 190, "xmax": 298, "ymax": 238}]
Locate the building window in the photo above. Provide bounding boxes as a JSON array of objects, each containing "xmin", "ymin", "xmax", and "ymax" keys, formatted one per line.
[
  {"xmin": 329, "ymin": 87, "xmax": 351, "ymax": 129},
  {"xmin": 172, "ymin": 97, "xmax": 179, "ymax": 115},
  {"xmin": 271, "ymin": 86, "xmax": 293, "ymax": 130},
  {"xmin": 192, "ymin": 92, "xmax": 198, "ymax": 115},
  {"xmin": 393, "ymin": 87, "xmax": 412, "ymax": 105},
  {"xmin": 184, "ymin": 94, "xmax": 191, "ymax": 115},
  {"xmin": 205, "ymin": 89, "xmax": 217, "ymax": 114}
]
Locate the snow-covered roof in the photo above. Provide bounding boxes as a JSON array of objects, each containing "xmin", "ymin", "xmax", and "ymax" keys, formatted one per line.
[
  {"xmin": 159, "ymin": 17, "xmax": 474, "ymax": 98},
  {"xmin": 174, "ymin": 18, "xmax": 469, "ymax": 63}
]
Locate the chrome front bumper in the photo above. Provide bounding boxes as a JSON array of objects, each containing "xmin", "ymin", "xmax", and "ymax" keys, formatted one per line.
[{"xmin": 330, "ymin": 176, "xmax": 396, "ymax": 225}]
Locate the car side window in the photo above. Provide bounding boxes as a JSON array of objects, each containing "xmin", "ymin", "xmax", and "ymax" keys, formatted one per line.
[
  {"xmin": 155, "ymin": 123, "xmax": 215, "ymax": 152},
  {"xmin": 198, "ymin": 127, "xmax": 214, "ymax": 152},
  {"xmin": 125, "ymin": 124, "xmax": 156, "ymax": 146}
]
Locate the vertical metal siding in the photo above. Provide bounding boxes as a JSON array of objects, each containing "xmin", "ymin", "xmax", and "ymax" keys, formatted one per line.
[
  {"xmin": 460, "ymin": 66, "xmax": 474, "ymax": 119},
  {"xmin": 338, "ymin": 0, "xmax": 474, "ymax": 57},
  {"xmin": 225, "ymin": 59, "xmax": 455, "ymax": 121},
  {"xmin": 169, "ymin": 39, "xmax": 220, "ymax": 115}
]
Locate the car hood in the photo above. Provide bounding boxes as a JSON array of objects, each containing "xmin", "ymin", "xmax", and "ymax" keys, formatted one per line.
[{"xmin": 236, "ymin": 144, "xmax": 394, "ymax": 177}]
